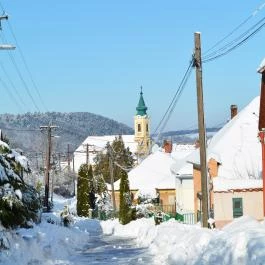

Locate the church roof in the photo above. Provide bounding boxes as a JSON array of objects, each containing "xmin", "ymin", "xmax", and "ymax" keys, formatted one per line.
[{"xmin": 136, "ymin": 88, "xmax": 147, "ymax": 116}]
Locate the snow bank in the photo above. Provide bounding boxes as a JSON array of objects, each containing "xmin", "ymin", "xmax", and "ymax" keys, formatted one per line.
[
  {"xmin": 101, "ymin": 216, "xmax": 265, "ymax": 265},
  {"xmin": 0, "ymin": 195, "xmax": 102, "ymax": 265}
]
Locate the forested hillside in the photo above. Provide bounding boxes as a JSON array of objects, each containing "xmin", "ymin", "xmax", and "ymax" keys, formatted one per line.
[{"xmin": 0, "ymin": 112, "xmax": 133, "ymax": 155}]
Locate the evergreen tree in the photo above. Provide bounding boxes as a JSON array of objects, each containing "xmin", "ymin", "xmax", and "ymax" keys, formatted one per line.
[
  {"xmin": 119, "ymin": 170, "xmax": 132, "ymax": 225},
  {"xmin": 94, "ymin": 136, "xmax": 135, "ymax": 183},
  {"xmin": 87, "ymin": 164, "xmax": 96, "ymax": 210},
  {"xmin": 77, "ymin": 164, "xmax": 90, "ymax": 216}
]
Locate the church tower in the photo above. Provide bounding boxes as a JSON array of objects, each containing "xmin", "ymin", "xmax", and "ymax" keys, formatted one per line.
[{"xmin": 134, "ymin": 87, "xmax": 151, "ymax": 158}]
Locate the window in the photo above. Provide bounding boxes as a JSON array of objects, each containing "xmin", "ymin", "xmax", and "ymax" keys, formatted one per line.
[
  {"xmin": 233, "ymin": 198, "xmax": 243, "ymax": 218},
  {"xmin": 146, "ymin": 124, "xmax": 149, "ymax": 132},
  {"xmin": 138, "ymin": 124, "xmax": 141, "ymax": 132}
]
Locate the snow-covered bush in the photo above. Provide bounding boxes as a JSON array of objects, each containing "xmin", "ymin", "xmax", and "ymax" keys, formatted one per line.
[
  {"xmin": 133, "ymin": 189, "xmax": 158, "ymax": 219},
  {"xmin": 95, "ymin": 191, "xmax": 113, "ymax": 220},
  {"xmin": 0, "ymin": 140, "xmax": 41, "ymax": 228},
  {"xmin": 60, "ymin": 205, "xmax": 74, "ymax": 226}
]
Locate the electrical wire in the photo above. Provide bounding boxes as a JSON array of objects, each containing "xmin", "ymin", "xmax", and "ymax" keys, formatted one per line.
[
  {"xmin": 0, "ymin": 34, "xmax": 41, "ymax": 112},
  {"xmin": 203, "ymin": 1, "xmax": 265, "ymax": 56},
  {"xmin": 0, "ymin": 1, "xmax": 48, "ymax": 112},
  {"xmin": 153, "ymin": 57, "xmax": 194, "ymax": 139},
  {"xmin": 203, "ymin": 16, "xmax": 265, "ymax": 62},
  {"xmin": 202, "ymin": 20, "xmax": 265, "ymax": 63},
  {"xmin": 0, "ymin": 75, "xmax": 24, "ymax": 112},
  {"xmin": 0, "ymin": 61, "xmax": 28, "ymax": 110}
]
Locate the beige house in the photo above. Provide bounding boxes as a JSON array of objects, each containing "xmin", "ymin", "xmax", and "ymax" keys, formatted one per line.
[{"xmin": 187, "ymin": 97, "xmax": 263, "ymax": 227}]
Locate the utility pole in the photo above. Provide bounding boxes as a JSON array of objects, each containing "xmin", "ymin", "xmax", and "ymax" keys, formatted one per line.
[
  {"xmin": 58, "ymin": 152, "xmax": 61, "ymax": 172},
  {"xmin": 108, "ymin": 145, "xmax": 116, "ymax": 212},
  {"xmin": 67, "ymin": 144, "xmax": 71, "ymax": 170},
  {"xmin": 86, "ymin": 144, "xmax": 89, "ymax": 165},
  {"xmin": 257, "ymin": 61, "xmax": 265, "ymax": 217},
  {"xmin": 72, "ymin": 155, "xmax": 76, "ymax": 196},
  {"xmin": 40, "ymin": 124, "xmax": 58, "ymax": 212},
  {"xmin": 36, "ymin": 152, "xmax": 39, "ymax": 171},
  {"xmin": 194, "ymin": 32, "xmax": 209, "ymax": 228}
]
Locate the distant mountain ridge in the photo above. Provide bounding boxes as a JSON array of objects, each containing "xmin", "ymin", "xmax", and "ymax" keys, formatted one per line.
[
  {"xmin": 0, "ymin": 112, "xmax": 134, "ymax": 155},
  {"xmin": 156, "ymin": 127, "xmax": 221, "ymax": 144}
]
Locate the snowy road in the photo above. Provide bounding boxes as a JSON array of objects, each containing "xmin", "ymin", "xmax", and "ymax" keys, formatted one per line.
[{"xmin": 71, "ymin": 234, "xmax": 153, "ymax": 265}]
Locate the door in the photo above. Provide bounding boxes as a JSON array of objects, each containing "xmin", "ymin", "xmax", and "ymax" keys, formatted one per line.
[{"xmin": 233, "ymin": 198, "xmax": 243, "ymax": 218}]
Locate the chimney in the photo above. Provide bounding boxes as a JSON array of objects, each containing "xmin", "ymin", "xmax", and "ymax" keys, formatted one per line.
[
  {"xmin": 163, "ymin": 140, "xmax": 172, "ymax": 153},
  {"xmin": 195, "ymin": 139, "xmax": 200, "ymax": 149},
  {"xmin": 230, "ymin": 105, "xmax": 238, "ymax": 119}
]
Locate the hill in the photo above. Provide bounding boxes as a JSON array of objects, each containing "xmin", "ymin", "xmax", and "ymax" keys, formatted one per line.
[
  {"xmin": 156, "ymin": 127, "xmax": 221, "ymax": 144},
  {"xmin": 0, "ymin": 112, "xmax": 134, "ymax": 155}
]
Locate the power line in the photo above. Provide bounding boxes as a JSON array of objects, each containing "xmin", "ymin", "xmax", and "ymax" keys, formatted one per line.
[
  {"xmin": 0, "ymin": 75, "xmax": 24, "ymax": 112},
  {"xmin": 0, "ymin": 1, "xmax": 48, "ymax": 112},
  {"xmin": 202, "ymin": 19, "xmax": 265, "ymax": 63},
  {"xmin": 0, "ymin": 61, "xmax": 28, "ymax": 110},
  {"xmin": 203, "ymin": 1, "xmax": 265, "ymax": 56},
  {"xmin": 203, "ymin": 15, "xmax": 265, "ymax": 62},
  {"xmin": 0, "ymin": 33, "xmax": 41, "ymax": 112},
  {"xmin": 0, "ymin": 126, "xmax": 41, "ymax": 132},
  {"xmin": 153, "ymin": 57, "xmax": 194, "ymax": 138}
]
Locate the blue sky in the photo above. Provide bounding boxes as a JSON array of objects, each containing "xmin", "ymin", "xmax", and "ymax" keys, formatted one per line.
[{"xmin": 0, "ymin": 1, "xmax": 264, "ymax": 132}]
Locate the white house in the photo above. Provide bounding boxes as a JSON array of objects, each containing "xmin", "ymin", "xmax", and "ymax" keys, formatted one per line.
[
  {"xmin": 72, "ymin": 135, "xmax": 138, "ymax": 173},
  {"xmin": 187, "ymin": 96, "xmax": 263, "ymax": 227},
  {"xmin": 113, "ymin": 144, "xmax": 195, "ymax": 214}
]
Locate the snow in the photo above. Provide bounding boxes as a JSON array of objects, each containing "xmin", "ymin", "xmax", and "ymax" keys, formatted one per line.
[
  {"xmin": 114, "ymin": 150, "xmax": 177, "ymax": 190},
  {"xmin": 0, "ymin": 140, "xmax": 8, "ymax": 149},
  {"xmin": 213, "ymin": 177, "xmax": 262, "ymax": 192},
  {"xmin": 101, "ymin": 215, "xmax": 265, "ymax": 265},
  {"xmin": 113, "ymin": 145, "xmax": 195, "ymax": 191},
  {"xmin": 15, "ymin": 189, "xmax": 22, "ymax": 200},
  {"xmin": 73, "ymin": 135, "xmax": 137, "ymax": 172},
  {"xmin": 185, "ymin": 97, "xmax": 262, "ymax": 191},
  {"xmin": 2, "ymin": 195, "xmax": 265, "ymax": 264},
  {"xmin": 257, "ymin": 57, "xmax": 265, "ymax": 73}
]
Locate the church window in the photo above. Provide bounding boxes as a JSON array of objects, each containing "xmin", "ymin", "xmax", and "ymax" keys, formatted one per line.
[{"xmin": 138, "ymin": 124, "xmax": 141, "ymax": 132}]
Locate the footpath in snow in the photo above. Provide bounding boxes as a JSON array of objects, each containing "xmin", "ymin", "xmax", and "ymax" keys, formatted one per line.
[{"xmin": 1, "ymin": 195, "xmax": 265, "ymax": 265}]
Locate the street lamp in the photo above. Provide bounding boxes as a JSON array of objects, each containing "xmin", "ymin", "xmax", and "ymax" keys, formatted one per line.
[{"xmin": 0, "ymin": 44, "xmax": 15, "ymax": 50}]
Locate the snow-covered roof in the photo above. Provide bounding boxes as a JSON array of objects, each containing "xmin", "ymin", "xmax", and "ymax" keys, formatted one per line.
[
  {"xmin": 213, "ymin": 177, "xmax": 262, "ymax": 192},
  {"xmin": 170, "ymin": 144, "xmax": 196, "ymax": 160},
  {"xmin": 170, "ymin": 157, "xmax": 193, "ymax": 177},
  {"xmin": 187, "ymin": 96, "xmax": 262, "ymax": 191},
  {"xmin": 257, "ymin": 57, "xmax": 265, "ymax": 73},
  {"xmin": 114, "ymin": 150, "xmax": 177, "ymax": 190},
  {"xmin": 73, "ymin": 135, "xmax": 137, "ymax": 171},
  {"xmin": 75, "ymin": 135, "xmax": 137, "ymax": 154}
]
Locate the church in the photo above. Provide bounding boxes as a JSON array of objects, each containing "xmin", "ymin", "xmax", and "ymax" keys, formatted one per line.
[{"xmin": 72, "ymin": 89, "xmax": 151, "ymax": 173}]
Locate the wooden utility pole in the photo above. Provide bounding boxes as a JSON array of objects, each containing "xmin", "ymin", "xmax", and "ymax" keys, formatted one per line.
[
  {"xmin": 194, "ymin": 32, "xmax": 209, "ymax": 228},
  {"xmin": 67, "ymin": 144, "xmax": 71, "ymax": 169},
  {"xmin": 86, "ymin": 144, "xmax": 89, "ymax": 165},
  {"xmin": 257, "ymin": 62, "xmax": 265, "ymax": 216},
  {"xmin": 40, "ymin": 124, "xmax": 58, "ymax": 212},
  {"xmin": 108, "ymin": 145, "xmax": 116, "ymax": 212}
]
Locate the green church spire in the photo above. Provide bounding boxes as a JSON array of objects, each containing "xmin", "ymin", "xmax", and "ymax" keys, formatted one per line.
[{"xmin": 136, "ymin": 86, "xmax": 147, "ymax": 116}]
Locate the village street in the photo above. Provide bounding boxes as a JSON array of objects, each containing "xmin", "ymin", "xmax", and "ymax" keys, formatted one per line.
[
  {"xmin": 2, "ymin": 194, "xmax": 265, "ymax": 265},
  {"xmin": 0, "ymin": 195, "xmax": 155, "ymax": 265}
]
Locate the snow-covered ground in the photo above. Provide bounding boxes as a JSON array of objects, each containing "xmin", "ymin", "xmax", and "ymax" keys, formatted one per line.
[
  {"xmin": 1, "ymin": 195, "xmax": 265, "ymax": 265},
  {"xmin": 102, "ymin": 216, "xmax": 265, "ymax": 264}
]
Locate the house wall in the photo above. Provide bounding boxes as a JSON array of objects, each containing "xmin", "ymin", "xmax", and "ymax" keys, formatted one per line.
[
  {"xmin": 193, "ymin": 167, "xmax": 202, "ymax": 222},
  {"xmin": 193, "ymin": 158, "xmax": 219, "ymax": 222},
  {"xmin": 214, "ymin": 191, "xmax": 263, "ymax": 228},
  {"xmin": 112, "ymin": 189, "xmax": 176, "ymax": 213},
  {"xmin": 176, "ymin": 178, "xmax": 194, "ymax": 212}
]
